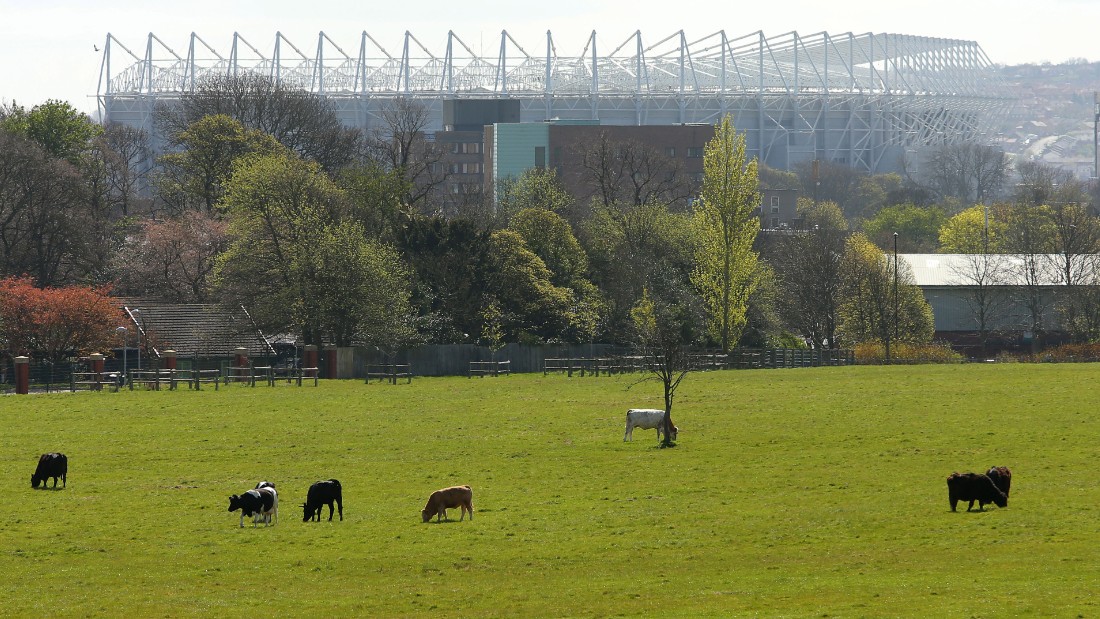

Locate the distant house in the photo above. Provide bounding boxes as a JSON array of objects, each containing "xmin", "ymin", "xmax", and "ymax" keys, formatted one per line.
[{"xmin": 759, "ymin": 189, "xmax": 799, "ymax": 229}]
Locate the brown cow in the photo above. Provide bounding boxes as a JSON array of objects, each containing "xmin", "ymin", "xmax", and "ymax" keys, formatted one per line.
[{"xmin": 421, "ymin": 485, "xmax": 473, "ymax": 523}]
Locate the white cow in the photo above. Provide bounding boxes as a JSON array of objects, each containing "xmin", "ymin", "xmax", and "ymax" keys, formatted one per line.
[{"xmin": 624, "ymin": 408, "xmax": 678, "ymax": 442}]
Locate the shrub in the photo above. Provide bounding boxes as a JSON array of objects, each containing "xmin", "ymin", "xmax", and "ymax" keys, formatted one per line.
[
  {"xmin": 1041, "ymin": 343, "xmax": 1100, "ymax": 363},
  {"xmin": 854, "ymin": 341, "xmax": 964, "ymax": 365}
]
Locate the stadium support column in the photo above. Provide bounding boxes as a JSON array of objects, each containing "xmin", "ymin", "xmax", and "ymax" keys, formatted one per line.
[{"xmin": 14, "ymin": 356, "xmax": 29, "ymax": 395}]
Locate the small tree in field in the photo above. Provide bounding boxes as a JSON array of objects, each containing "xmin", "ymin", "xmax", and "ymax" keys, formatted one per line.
[
  {"xmin": 0, "ymin": 277, "xmax": 124, "ymax": 363},
  {"xmin": 630, "ymin": 289, "xmax": 697, "ymax": 448}
]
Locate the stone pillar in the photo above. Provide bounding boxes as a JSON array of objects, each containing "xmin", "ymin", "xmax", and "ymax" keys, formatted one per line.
[
  {"xmin": 89, "ymin": 353, "xmax": 105, "ymax": 391},
  {"xmin": 14, "ymin": 356, "xmax": 29, "ymax": 395},
  {"xmin": 233, "ymin": 347, "xmax": 248, "ymax": 379},
  {"xmin": 303, "ymin": 345, "xmax": 318, "ymax": 377},
  {"xmin": 323, "ymin": 344, "xmax": 337, "ymax": 379}
]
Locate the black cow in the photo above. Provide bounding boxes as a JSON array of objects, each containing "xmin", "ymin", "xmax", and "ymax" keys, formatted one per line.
[
  {"xmin": 31, "ymin": 453, "xmax": 67, "ymax": 489},
  {"xmin": 986, "ymin": 466, "xmax": 1012, "ymax": 498},
  {"xmin": 228, "ymin": 487, "xmax": 277, "ymax": 527},
  {"xmin": 947, "ymin": 471, "xmax": 1008, "ymax": 512},
  {"xmin": 302, "ymin": 479, "xmax": 343, "ymax": 522}
]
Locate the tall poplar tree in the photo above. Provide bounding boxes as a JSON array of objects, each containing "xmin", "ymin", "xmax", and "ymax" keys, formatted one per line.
[{"xmin": 691, "ymin": 115, "xmax": 761, "ymax": 352}]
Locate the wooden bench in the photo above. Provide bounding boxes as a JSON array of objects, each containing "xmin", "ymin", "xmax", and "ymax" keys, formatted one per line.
[
  {"xmin": 468, "ymin": 360, "xmax": 510, "ymax": 378},
  {"xmin": 70, "ymin": 372, "xmax": 120, "ymax": 392},
  {"xmin": 366, "ymin": 364, "xmax": 412, "ymax": 384}
]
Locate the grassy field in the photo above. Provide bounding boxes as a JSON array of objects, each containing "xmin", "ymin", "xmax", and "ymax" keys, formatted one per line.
[{"xmin": 1, "ymin": 364, "xmax": 1099, "ymax": 617}]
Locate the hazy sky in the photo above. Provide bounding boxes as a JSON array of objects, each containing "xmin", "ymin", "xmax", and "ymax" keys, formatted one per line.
[{"xmin": 2, "ymin": 0, "xmax": 1097, "ymax": 115}]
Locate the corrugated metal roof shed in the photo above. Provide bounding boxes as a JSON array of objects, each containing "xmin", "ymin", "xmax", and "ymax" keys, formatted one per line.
[{"xmin": 902, "ymin": 254, "xmax": 1074, "ymax": 287}]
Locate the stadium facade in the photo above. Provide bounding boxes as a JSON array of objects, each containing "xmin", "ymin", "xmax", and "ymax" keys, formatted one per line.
[{"xmin": 97, "ymin": 29, "xmax": 1013, "ymax": 174}]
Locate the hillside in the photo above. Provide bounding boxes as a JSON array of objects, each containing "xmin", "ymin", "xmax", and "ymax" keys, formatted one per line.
[{"xmin": 997, "ymin": 60, "xmax": 1100, "ymax": 178}]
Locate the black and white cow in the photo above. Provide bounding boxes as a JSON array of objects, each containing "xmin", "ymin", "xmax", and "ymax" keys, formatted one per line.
[
  {"xmin": 31, "ymin": 453, "xmax": 67, "ymax": 489},
  {"xmin": 228, "ymin": 486, "xmax": 278, "ymax": 527},
  {"xmin": 302, "ymin": 479, "xmax": 343, "ymax": 522}
]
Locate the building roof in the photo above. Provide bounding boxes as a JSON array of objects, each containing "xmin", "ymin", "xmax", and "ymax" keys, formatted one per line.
[
  {"xmin": 116, "ymin": 299, "xmax": 277, "ymax": 359},
  {"xmin": 902, "ymin": 254, "xmax": 1079, "ymax": 287}
]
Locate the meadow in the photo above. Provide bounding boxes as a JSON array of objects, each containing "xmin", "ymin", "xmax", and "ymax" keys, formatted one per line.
[{"xmin": 2, "ymin": 364, "xmax": 1099, "ymax": 617}]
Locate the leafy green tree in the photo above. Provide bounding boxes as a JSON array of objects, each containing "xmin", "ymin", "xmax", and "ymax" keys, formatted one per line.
[
  {"xmin": 938, "ymin": 204, "xmax": 1007, "ymax": 253},
  {"xmin": 509, "ymin": 208, "xmax": 588, "ymax": 288},
  {"xmin": 510, "ymin": 207, "xmax": 605, "ymax": 343},
  {"xmin": 479, "ymin": 298, "xmax": 506, "ymax": 359},
  {"xmin": 580, "ymin": 200, "xmax": 696, "ymax": 343},
  {"xmin": 398, "ymin": 216, "xmax": 492, "ymax": 343},
  {"xmin": 837, "ymin": 233, "xmax": 934, "ymax": 356},
  {"xmin": 213, "ymin": 150, "xmax": 346, "ymax": 344},
  {"xmin": 495, "ymin": 168, "xmax": 574, "ymax": 225},
  {"xmin": 157, "ymin": 114, "xmax": 281, "ymax": 214},
  {"xmin": 862, "ymin": 204, "xmax": 946, "ymax": 253},
  {"xmin": 485, "ymin": 229, "xmax": 573, "ymax": 343},
  {"xmin": 691, "ymin": 115, "xmax": 760, "ymax": 352},
  {"xmin": 1, "ymin": 100, "xmax": 100, "ymax": 165},
  {"xmin": 299, "ymin": 220, "xmax": 415, "ymax": 348},
  {"xmin": 337, "ymin": 162, "xmax": 412, "ymax": 243}
]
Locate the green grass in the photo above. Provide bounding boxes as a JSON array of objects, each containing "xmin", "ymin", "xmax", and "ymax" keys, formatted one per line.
[{"xmin": 2, "ymin": 364, "xmax": 1099, "ymax": 617}]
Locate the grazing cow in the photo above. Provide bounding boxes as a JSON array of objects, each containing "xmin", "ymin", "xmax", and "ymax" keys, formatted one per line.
[
  {"xmin": 947, "ymin": 472, "xmax": 1008, "ymax": 512},
  {"xmin": 31, "ymin": 453, "xmax": 67, "ymax": 489},
  {"xmin": 302, "ymin": 479, "xmax": 343, "ymax": 522},
  {"xmin": 421, "ymin": 485, "xmax": 473, "ymax": 523},
  {"xmin": 986, "ymin": 466, "xmax": 1012, "ymax": 498},
  {"xmin": 623, "ymin": 408, "xmax": 678, "ymax": 443},
  {"xmin": 228, "ymin": 486, "xmax": 278, "ymax": 527},
  {"xmin": 253, "ymin": 481, "xmax": 278, "ymax": 525}
]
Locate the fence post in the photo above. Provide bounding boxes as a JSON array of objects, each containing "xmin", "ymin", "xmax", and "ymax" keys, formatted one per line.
[
  {"xmin": 163, "ymin": 350, "xmax": 177, "ymax": 390},
  {"xmin": 14, "ymin": 356, "xmax": 29, "ymax": 394}
]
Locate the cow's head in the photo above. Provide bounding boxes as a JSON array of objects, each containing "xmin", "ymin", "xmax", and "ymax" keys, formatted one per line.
[
  {"xmin": 992, "ymin": 491, "xmax": 1008, "ymax": 508},
  {"xmin": 228, "ymin": 495, "xmax": 242, "ymax": 513},
  {"xmin": 30, "ymin": 475, "xmax": 41, "ymax": 489},
  {"xmin": 421, "ymin": 508, "xmax": 433, "ymax": 523},
  {"xmin": 301, "ymin": 503, "xmax": 312, "ymax": 522},
  {"xmin": 669, "ymin": 426, "xmax": 679, "ymax": 441}
]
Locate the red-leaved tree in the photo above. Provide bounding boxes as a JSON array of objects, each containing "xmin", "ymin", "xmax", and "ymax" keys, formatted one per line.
[{"xmin": 0, "ymin": 277, "xmax": 124, "ymax": 362}]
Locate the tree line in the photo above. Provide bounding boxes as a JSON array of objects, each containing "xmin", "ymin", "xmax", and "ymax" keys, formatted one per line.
[{"xmin": 2, "ymin": 75, "xmax": 1096, "ymax": 361}]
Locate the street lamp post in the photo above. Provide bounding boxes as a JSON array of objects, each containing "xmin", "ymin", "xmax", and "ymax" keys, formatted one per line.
[
  {"xmin": 115, "ymin": 326, "xmax": 128, "ymax": 384},
  {"xmin": 131, "ymin": 309, "xmax": 141, "ymax": 370}
]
